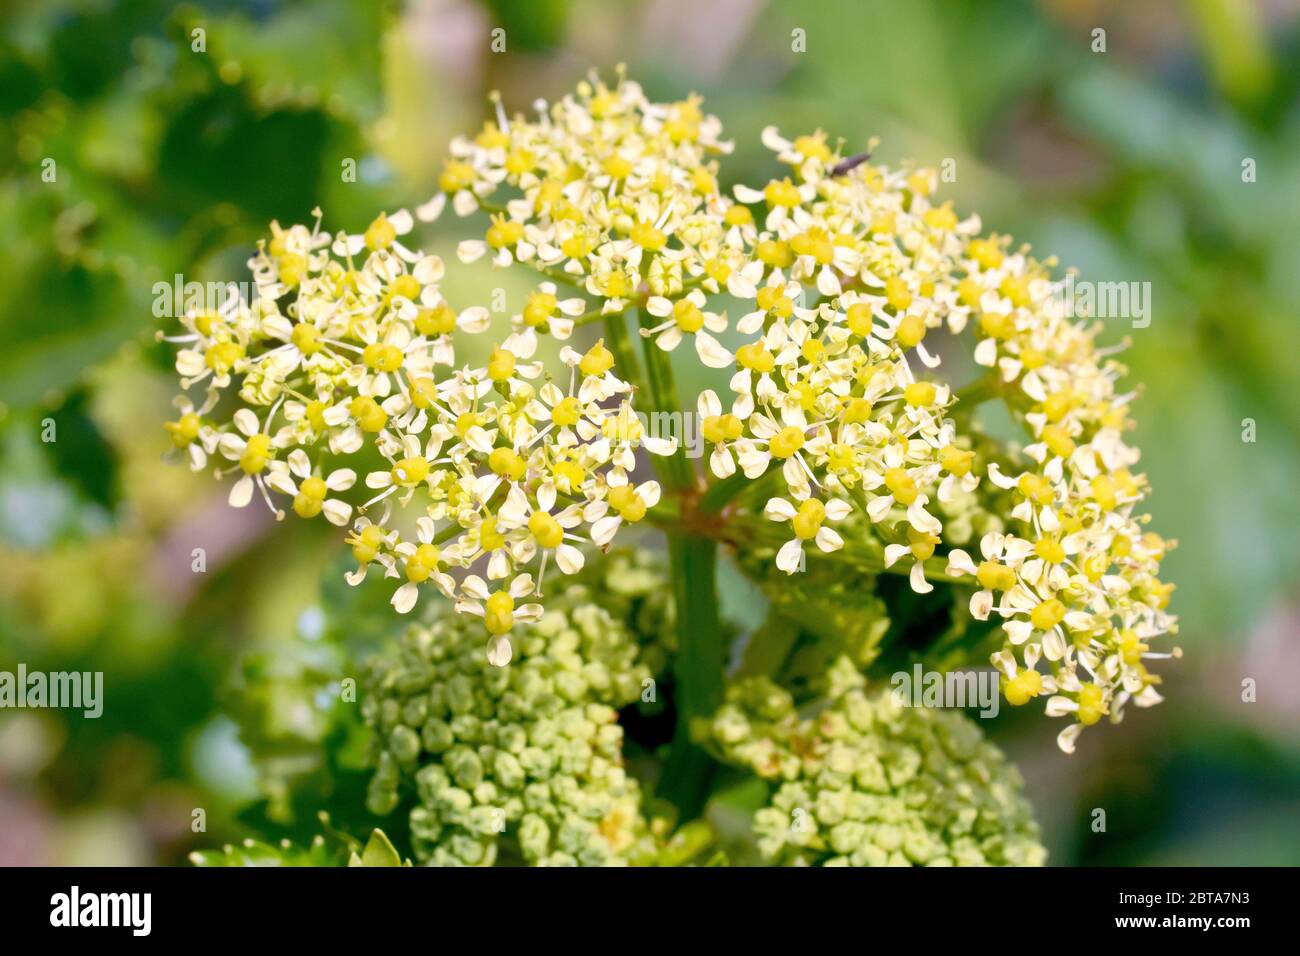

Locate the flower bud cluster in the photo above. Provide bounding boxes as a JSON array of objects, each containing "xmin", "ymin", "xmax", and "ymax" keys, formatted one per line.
[
  {"xmin": 361, "ymin": 553, "xmax": 666, "ymax": 866},
  {"xmin": 705, "ymin": 658, "xmax": 1046, "ymax": 866}
]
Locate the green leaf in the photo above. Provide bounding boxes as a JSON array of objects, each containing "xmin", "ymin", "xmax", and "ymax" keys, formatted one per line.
[{"xmin": 349, "ymin": 828, "xmax": 408, "ymax": 867}]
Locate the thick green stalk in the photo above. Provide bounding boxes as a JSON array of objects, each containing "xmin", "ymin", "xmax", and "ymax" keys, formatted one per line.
[
  {"xmin": 697, "ymin": 469, "xmax": 754, "ymax": 515},
  {"xmin": 633, "ymin": 309, "xmax": 694, "ymax": 492},
  {"xmin": 657, "ymin": 532, "xmax": 723, "ymax": 819},
  {"xmin": 601, "ymin": 312, "xmax": 645, "ymax": 399},
  {"xmin": 624, "ymin": 309, "xmax": 724, "ymax": 818}
]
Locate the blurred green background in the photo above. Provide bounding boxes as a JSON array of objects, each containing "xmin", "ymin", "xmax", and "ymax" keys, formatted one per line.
[{"xmin": 2, "ymin": 0, "xmax": 1298, "ymax": 865}]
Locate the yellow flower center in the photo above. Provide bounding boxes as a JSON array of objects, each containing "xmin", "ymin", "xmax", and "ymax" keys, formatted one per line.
[
  {"xmin": 1004, "ymin": 669, "xmax": 1042, "ymax": 706},
  {"xmin": 791, "ymin": 498, "xmax": 826, "ymax": 540},
  {"xmin": 958, "ymin": 278, "xmax": 983, "ymax": 308},
  {"xmin": 756, "ymin": 285, "xmax": 794, "ymax": 317},
  {"xmin": 1118, "ymin": 628, "xmax": 1146, "ymax": 665},
  {"xmin": 305, "ymin": 400, "xmax": 327, "ymax": 433},
  {"xmin": 979, "ymin": 311, "xmax": 1016, "ymax": 340},
  {"xmin": 484, "ymin": 590, "xmax": 515, "ymax": 635},
  {"xmin": 827, "ymin": 444, "xmax": 855, "ymax": 472},
  {"xmin": 523, "ymin": 290, "xmax": 558, "ymax": 327},
  {"xmin": 701, "ymin": 414, "xmax": 742, "ymax": 445},
  {"xmin": 884, "ymin": 468, "xmax": 918, "ymax": 505},
  {"xmin": 552, "ymin": 460, "xmax": 586, "ymax": 490},
  {"xmin": 999, "ymin": 275, "xmax": 1031, "ymax": 308},
  {"xmin": 976, "ymin": 561, "xmax": 1017, "ymax": 592},
  {"xmin": 735, "ymin": 342, "xmax": 775, "ymax": 373},
  {"xmin": 769, "ymin": 426, "xmax": 805, "ymax": 459},
  {"xmin": 793, "ymin": 134, "xmax": 831, "ymax": 161},
  {"xmin": 763, "ymin": 178, "xmax": 801, "ymax": 207},
  {"xmin": 363, "ymin": 343, "xmax": 404, "ymax": 372},
  {"xmin": 349, "ymin": 396, "xmax": 388, "ymax": 433},
  {"xmin": 1029, "ymin": 597, "xmax": 1066, "ymax": 631},
  {"xmin": 673, "ymin": 299, "xmax": 705, "ymax": 333},
  {"xmin": 351, "ymin": 525, "xmax": 386, "ymax": 564},
  {"xmin": 410, "ymin": 377, "xmax": 438, "ymax": 409},
  {"xmin": 923, "ymin": 203, "xmax": 957, "ymax": 231},
  {"xmin": 299, "ymin": 476, "xmax": 327, "ymax": 500},
  {"xmin": 205, "ymin": 341, "xmax": 245, "ymax": 374},
  {"xmin": 479, "ymin": 515, "xmax": 505, "ymax": 551},
  {"xmin": 392, "ymin": 457, "xmax": 430, "ymax": 487},
  {"xmin": 895, "ymin": 313, "xmax": 926, "ymax": 348},
  {"xmin": 390, "ymin": 274, "xmax": 420, "ymax": 302},
  {"xmin": 903, "ymin": 382, "xmax": 936, "ymax": 407},
  {"xmin": 364, "ymin": 213, "xmax": 397, "ymax": 252},
  {"xmin": 1034, "ymin": 537, "xmax": 1066, "ymax": 564},
  {"xmin": 416, "ymin": 304, "xmax": 458, "ymax": 336},
  {"xmin": 166, "ymin": 413, "xmax": 201, "ymax": 448},
  {"xmin": 842, "ymin": 308, "xmax": 873, "ymax": 343},
  {"xmin": 608, "ymin": 485, "xmax": 646, "ymax": 522},
  {"xmin": 755, "ymin": 240, "xmax": 793, "ymax": 268},
  {"xmin": 1016, "ymin": 473, "xmax": 1055, "ymax": 507},
  {"xmin": 483, "ymin": 445, "xmax": 523, "ymax": 481},
  {"xmin": 1041, "ymin": 423, "xmax": 1075, "ymax": 458},
  {"xmin": 239, "ymin": 433, "xmax": 273, "ymax": 474},
  {"xmin": 841, "ymin": 397, "xmax": 873, "ymax": 424},
  {"xmin": 723, "ymin": 205, "xmax": 753, "ymax": 227},
  {"xmin": 579, "ymin": 340, "xmax": 615, "ymax": 377},
  {"xmin": 405, "ymin": 543, "xmax": 442, "ymax": 583},
  {"xmin": 790, "ymin": 228, "xmax": 834, "ymax": 264},
  {"xmin": 439, "ymin": 160, "xmax": 476, "ymax": 193},
  {"xmin": 561, "ymin": 233, "xmax": 597, "ymax": 259},
  {"xmin": 968, "ymin": 238, "xmax": 1004, "ymax": 270},
  {"xmin": 504, "ymin": 148, "xmax": 536, "ymax": 176},
  {"xmin": 940, "ymin": 445, "xmax": 974, "ymax": 477},
  {"xmin": 551, "ymin": 396, "xmax": 582, "ymax": 428},
  {"xmin": 277, "ymin": 253, "xmax": 306, "ymax": 287},
  {"xmin": 1076, "ymin": 683, "xmax": 1106, "ymax": 725},
  {"xmin": 603, "ymin": 154, "xmax": 633, "ymax": 180},
  {"xmin": 629, "ymin": 220, "xmax": 666, "ymax": 251},
  {"xmin": 487, "ymin": 348, "xmax": 516, "ymax": 382},
  {"xmin": 528, "ymin": 511, "xmax": 565, "ymax": 549},
  {"xmin": 486, "ymin": 215, "xmax": 524, "ymax": 249},
  {"xmin": 885, "ymin": 276, "xmax": 912, "ymax": 312},
  {"xmin": 291, "ymin": 324, "xmax": 322, "ymax": 355}
]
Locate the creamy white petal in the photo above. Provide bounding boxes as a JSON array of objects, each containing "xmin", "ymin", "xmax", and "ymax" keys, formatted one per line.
[
  {"xmin": 695, "ymin": 331, "xmax": 734, "ymax": 369},
  {"xmin": 391, "ymin": 582, "xmax": 420, "ymax": 614},
  {"xmin": 775, "ymin": 538, "xmax": 805, "ymax": 574},
  {"xmin": 228, "ymin": 475, "xmax": 255, "ymax": 508},
  {"xmin": 323, "ymin": 499, "xmax": 352, "ymax": 526}
]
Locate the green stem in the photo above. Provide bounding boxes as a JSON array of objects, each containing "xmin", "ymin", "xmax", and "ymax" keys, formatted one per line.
[
  {"xmin": 633, "ymin": 309, "xmax": 695, "ymax": 492},
  {"xmin": 601, "ymin": 312, "xmax": 646, "ymax": 402},
  {"xmin": 657, "ymin": 532, "xmax": 723, "ymax": 820},
  {"xmin": 612, "ymin": 309, "xmax": 722, "ymax": 818},
  {"xmin": 698, "ymin": 469, "xmax": 754, "ymax": 515}
]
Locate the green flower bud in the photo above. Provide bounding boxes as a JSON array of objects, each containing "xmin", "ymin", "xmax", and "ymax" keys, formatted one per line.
[{"xmin": 704, "ymin": 657, "xmax": 1047, "ymax": 867}]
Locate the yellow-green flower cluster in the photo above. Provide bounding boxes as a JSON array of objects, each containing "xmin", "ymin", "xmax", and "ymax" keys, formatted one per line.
[
  {"xmin": 705, "ymin": 658, "xmax": 1046, "ymax": 866},
  {"xmin": 717, "ymin": 125, "xmax": 1179, "ymax": 751},
  {"xmin": 436, "ymin": 67, "xmax": 736, "ymax": 353},
  {"xmin": 938, "ymin": 238, "xmax": 1180, "ymax": 752},
  {"xmin": 162, "ymin": 69, "xmax": 1177, "ymax": 750},
  {"xmin": 360, "ymin": 556, "xmax": 665, "ymax": 866},
  {"xmin": 161, "ymin": 206, "xmax": 676, "ymax": 663}
]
